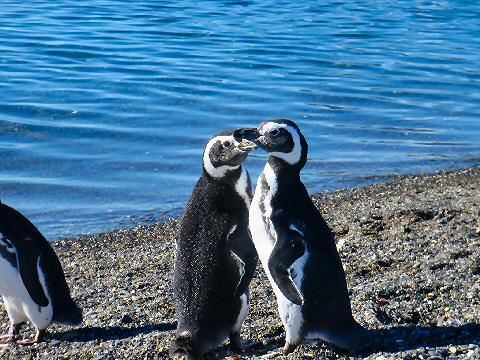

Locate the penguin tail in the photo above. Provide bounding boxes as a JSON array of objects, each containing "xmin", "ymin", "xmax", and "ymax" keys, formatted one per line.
[
  {"xmin": 54, "ymin": 301, "xmax": 83, "ymax": 326},
  {"xmin": 169, "ymin": 332, "xmax": 200, "ymax": 359}
]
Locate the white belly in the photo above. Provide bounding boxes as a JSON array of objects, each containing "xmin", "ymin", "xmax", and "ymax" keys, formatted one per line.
[
  {"xmin": 249, "ymin": 190, "xmax": 275, "ymax": 265},
  {"xmin": 0, "ymin": 253, "xmax": 53, "ymax": 330},
  {"xmin": 232, "ymin": 293, "xmax": 249, "ymax": 333}
]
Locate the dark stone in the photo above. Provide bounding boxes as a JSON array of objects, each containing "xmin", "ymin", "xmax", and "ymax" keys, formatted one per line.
[
  {"xmin": 471, "ymin": 258, "xmax": 480, "ymax": 275},
  {"xmin": 121, "ymin": 314, "xmax": 134, "ymax": 324}
]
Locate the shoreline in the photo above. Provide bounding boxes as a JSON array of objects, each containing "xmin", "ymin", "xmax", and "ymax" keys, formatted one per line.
[
  {"xmin": 1, "ymin": 166, "xmax": 479, "ymax": 359},
  {"xmin": 39, "ymin": 161, "xmax": 480, "ymax": 243}
]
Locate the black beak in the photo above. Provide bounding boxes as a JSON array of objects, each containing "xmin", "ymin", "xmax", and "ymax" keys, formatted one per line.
[{"xmin": 233, "ymin": 128, "xmax": 260, "ymax": 143}]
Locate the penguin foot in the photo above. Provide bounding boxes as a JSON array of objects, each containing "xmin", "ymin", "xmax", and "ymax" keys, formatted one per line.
[
  {"xmin": 229, "ymin": 332, "xmax": 244, "ymax": 353},
  {"xmin": 0, "ymin": 322, "xmax": 22, "ymax": 345},
  {"xmin": 283, "ymin": 341, "xmax": 298, "ymax": 355},
  {"xmin": 0, "ymin": 335, "xmax": 14, "ymax": 346},
  {"xmin": 15, "ymin": 339, "xmax": 37, "ymax": 346},
  {"xmin": 16, "ymin": 329, "xmax": 46, "ymax": 346}
]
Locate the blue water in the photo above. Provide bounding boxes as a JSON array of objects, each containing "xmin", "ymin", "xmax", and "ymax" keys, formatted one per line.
[{"xmin": 1, "ymin": 1, "xmax": 479, "ymax": 240}]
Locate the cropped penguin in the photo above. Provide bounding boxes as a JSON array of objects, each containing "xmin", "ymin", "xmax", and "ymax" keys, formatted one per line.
[
  {"xmin": 170, "ymin": 131, "xmax": 259, "ymax": 359},
  {"xmin": 0, "ymin": 200, "xmax": 82, "ymax": 345},
  {"xmin": 234, "ymin": 119, "xmax": 369, "ymax": 354}
]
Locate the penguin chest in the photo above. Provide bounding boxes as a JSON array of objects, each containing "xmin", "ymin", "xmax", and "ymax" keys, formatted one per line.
[
  {"xmin": 0, "ymin": 244, "xmax": 20, "ymax": 297},
  {"xmin": 0, "ymin": 242, "xmax": 53, "ymax": 329},
  {"xmin": 249, "ymin": 178, "xmax": 276, "ymax": 269}
]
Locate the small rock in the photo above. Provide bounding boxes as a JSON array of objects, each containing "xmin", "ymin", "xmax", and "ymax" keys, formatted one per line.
[
  {"xmin": 449, "ymin": 346, "xmax": 457, "ymax": 354},
  {"xmin": 466, "ymin": 350, "xmax": 475, "ymax": 358},
  {"xmin": 437, "ymin": 315, "xmax": 445, "ymax": 327},
  {"xmin": 121, "ymin": 314, "xmax": 134, "ymax": 324},
  {"xmin": 472, "ymin": 258, "xmax": 480, "ymax": 274}
]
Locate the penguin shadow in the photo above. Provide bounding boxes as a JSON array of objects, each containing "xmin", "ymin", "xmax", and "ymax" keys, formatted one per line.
[
  {"xmin": 359, "ymin": 322, "xmax": 480, "ymax": 355},
  {"xmin": 205, "ymin": 339, "xmax": 284, "ymax": 359},
  {"xmin": 207, "ymin": 323, "xmax": 480, "ymax": 358},
  {"xmin": 204, "ymin": 328, "xmax": 286, "ymax": 358},
  {"xmin": 50, "ymin": 322, "xmax": 177, "ymax": 343}
]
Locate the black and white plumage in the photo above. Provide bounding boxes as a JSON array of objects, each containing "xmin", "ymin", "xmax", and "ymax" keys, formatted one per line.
[
  {"xmin": 170, "ymin": 132, "xmax": 258, "ymax": 359},
  {"xmin": 0, "ymin": 201, "xmax": 82, "ymax": 345},
  {"xmin": 234, "ymin": 119, "xmax": 369, "ymax": 354}
]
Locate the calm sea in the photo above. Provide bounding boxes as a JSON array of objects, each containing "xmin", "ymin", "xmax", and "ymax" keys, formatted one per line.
[{"xmin": 1, "ymin": 1, "xmax": 479, "ymax": 240}]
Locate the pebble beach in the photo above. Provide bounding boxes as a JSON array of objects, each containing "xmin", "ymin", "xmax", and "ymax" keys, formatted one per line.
[{"xmin": 1, "ymin": 166, "xmax": 479, "ymax": 359}]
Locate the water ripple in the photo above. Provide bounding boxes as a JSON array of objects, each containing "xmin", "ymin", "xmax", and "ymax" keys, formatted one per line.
[{"xmin": 0, "ymin": 0, "xmax": 479, "ymax": 239}]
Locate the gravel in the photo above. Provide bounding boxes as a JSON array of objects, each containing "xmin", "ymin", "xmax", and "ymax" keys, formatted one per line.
[{"xmin": 1, "ymin": 166, "xmax": 479, "ymax": 359}]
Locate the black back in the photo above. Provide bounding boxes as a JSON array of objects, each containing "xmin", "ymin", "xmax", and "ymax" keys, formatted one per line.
[
  {"xmin": 0, "ymin": 202, "xmax": 82, "ymax": 325},
  {"xmin": 172, "ymin": 167, "xmax": 257, "ymax": 356}
]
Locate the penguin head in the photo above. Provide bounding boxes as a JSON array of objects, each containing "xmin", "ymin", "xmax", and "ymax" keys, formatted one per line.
[
  {"xmin": 203, "ymin": 131, "xmax": 257, "ymax": 178},
  {"xmin": 234, "ymin": 119, "xmax": 308, "ymax": 169}
]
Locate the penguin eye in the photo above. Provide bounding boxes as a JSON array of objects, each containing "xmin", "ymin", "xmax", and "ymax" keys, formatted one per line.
[{"xmin": 269, "ymin": 129, "xmax": 280, "ymax": 137}]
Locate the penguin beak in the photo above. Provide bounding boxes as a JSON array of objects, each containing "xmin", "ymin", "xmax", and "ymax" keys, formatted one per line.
[{"xmin": 233, "ymin": 128, "xmax": 260, "ymax": 151}]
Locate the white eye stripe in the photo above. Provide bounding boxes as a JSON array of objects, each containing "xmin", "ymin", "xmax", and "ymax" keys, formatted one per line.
[
  {"xmin": 260, "ymin": 122, "xmax": 286, "ymax": 135},
  {"xmin": 205, "ymin": 135, "xmax": 235, "ymax": 153},
  {"xmin": 261, "ymin": 122, "xmax": 303, "ymax": 165}
]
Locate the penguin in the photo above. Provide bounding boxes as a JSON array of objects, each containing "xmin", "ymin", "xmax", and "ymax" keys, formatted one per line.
[
  {"xmin": 0, "ymin": 200, "xmax": 82, "ymax": 345},
  {"xmin": 233, "ymin": 119, "xmax": 369, "ymax": 354},
  {"xmin": 170, "ymin": 131, "xmax": 259, "ymax": 359}
]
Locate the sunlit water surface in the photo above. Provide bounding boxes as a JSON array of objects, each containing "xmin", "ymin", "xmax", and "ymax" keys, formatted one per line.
[{"xmin": 1, "ymin": 0, "xmax": 479, "ymax": 239}]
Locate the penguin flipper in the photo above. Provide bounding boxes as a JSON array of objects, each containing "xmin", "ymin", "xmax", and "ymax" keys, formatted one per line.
[
  {"xmin": 0, "ymin": 203, "xmax": 50, "ymax": 307},
  {"xmin": 268, "ymin": 210, "xmax": 305, "ymax": 306},
  {"xmin": 232, "ymin": 247, "xmax": 257, "ymax": 298},
  {"xmin": 233, "ymin": 254, "xmax": 257, "ymax": 298},
  {"xmin": 231, "ymin": 250, "xmax": 247, "ymax": 297},
  {"xmin": 229, "ymin": 224, "xmax": 258, "ymax": 298},
  {"xmin": 16, "ymin": 238, "xmax": 50, "ymax": 307}
]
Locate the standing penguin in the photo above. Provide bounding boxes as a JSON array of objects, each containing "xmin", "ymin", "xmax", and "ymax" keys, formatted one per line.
[
  {"xmin": 0, "ymin": 200, "xmax": 82, "ymax": 345},
  {"xmin": 170, "ymin": 131, "xmax": 258, "ymax": 359},
  {"xmin": 234, "ymin": 119, "xmax": 369, "ymax": 354}
]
